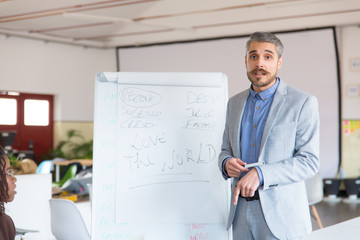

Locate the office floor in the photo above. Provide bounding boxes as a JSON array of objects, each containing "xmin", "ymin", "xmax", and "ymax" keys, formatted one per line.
[{"xmin": 311, "ymin": 199, "xmax": 360, "ymax": 231}]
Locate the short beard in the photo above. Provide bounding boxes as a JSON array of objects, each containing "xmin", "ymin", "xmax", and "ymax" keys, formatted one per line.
[{"xmin": 247, "ymin": 69, "xmax": 277, "ymax": 89}]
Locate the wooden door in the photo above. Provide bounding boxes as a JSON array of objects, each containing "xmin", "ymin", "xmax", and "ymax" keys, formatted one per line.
[{"xmin": 0, "ymin": 91, "xmax": 54, "ymax": 164}]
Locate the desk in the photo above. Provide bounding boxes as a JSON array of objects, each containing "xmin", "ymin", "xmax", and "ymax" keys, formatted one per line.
[
  {"xmin": 303, "ymin": 216, "xmax": 360, "ymax": 240},
  {"xmin": 53, "ymin": 159, "xmax": 92, "ymax": 182}
]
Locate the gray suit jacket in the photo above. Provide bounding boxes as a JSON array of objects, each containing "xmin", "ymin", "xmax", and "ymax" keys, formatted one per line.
[{"xmin": 218, "ymin": 80, "xmax": 320, "ymax": 239}]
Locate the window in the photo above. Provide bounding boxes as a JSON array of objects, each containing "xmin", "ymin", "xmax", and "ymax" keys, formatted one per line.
[
  {"xmin": 24, "ymin": 99, "xmax": 49, "ymax": 126},
  {"xmin": 0, "ymin": 98, "xmax": 17, "ymax": 125}
]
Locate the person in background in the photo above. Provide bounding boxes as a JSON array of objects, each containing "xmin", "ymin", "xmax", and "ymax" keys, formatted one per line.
[
  {"xmin": 0, "ymin": 145, "xmax": 17, "ymax": 239},
  {"xmin": 218, "ymin": 32, "xmax": 320, "ymax": 239}
]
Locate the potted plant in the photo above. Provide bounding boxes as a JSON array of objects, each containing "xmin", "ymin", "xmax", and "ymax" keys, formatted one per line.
[{"xmin": 48, "ymin": 130, "xmax": 93, "ymax": 160}]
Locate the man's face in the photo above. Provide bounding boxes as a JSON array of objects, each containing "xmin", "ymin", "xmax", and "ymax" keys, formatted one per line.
[{"xmin": 245, "ymin": 41, "xmax": 282, "ymax": 93}]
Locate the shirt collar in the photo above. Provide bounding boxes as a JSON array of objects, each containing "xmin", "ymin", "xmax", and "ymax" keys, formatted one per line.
[{"xmin": 249, "ymin": 78, "xmax": 280, "ymax": 101}]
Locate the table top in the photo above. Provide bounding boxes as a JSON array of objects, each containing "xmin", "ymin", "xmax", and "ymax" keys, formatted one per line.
[
  {"xmin": 303, "ymin": 216, "xmax": 360, "ymax": 240},
  {"xmin": 52, "ymin": 159, "xmax": 93, "ymax": 166}
]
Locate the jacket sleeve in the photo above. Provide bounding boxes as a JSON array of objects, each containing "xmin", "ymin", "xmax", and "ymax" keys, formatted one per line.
[
  {"xmin": 260, "ymin": 95, "xmax": 320, "ymax": 191},
  {"xmin": 218, "ymin": 100, "xmax": 234, "ymax": 180}
]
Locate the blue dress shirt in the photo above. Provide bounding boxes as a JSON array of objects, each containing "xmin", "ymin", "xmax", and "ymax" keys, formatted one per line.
[
  {"xmin": 222, "ymin": 78, "xmax": 280, "ymax": 186},
  {"xmin": 240, "ymin": 78, "xmax": 279, "ymax": 185}
]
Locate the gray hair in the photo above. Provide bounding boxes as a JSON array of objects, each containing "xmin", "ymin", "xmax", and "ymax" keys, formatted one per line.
[{"xmin": 246, "ymin": 32, "xmax": 284, "ymax": 57}]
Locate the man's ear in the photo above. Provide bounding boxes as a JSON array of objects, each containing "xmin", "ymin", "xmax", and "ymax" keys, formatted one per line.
[{"xmin": 277, "ymin": 56, "xmax": 283, "ymax": 70}]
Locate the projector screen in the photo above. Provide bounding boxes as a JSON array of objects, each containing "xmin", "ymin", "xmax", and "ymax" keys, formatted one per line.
[{"xmin": 117, "ymin": 28, "xmax": 340, "ymax": 178}]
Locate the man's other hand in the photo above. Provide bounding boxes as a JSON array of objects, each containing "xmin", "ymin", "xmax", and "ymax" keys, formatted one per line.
[{"xmin": 225, "ymin": 158, "xmax": 248, "ymax": 178}]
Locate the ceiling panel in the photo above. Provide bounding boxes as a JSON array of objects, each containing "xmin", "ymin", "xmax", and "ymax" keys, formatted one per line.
[{"xmin": 0, "ymin": 0, "xmax": 358, "ymax": 48}]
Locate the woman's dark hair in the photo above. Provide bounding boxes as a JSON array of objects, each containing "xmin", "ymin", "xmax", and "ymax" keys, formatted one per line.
[{"xmin": 0, "ymin": 146, "xmax": 9, "ymax": 214}]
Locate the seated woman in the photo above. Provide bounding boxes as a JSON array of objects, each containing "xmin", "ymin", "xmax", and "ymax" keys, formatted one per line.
[{"xmin": 0, "ymin": 146, "xmax": 17, "ymax": 239}]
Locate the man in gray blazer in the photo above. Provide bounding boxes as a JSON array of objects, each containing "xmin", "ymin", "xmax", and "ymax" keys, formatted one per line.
[{"xmin": 218, "ymin": 32, "xmax": 320, "ymax": 239}]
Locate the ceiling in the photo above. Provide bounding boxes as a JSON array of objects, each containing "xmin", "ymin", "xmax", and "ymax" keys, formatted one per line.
[{"xmin": 0, "ymin": 0, "xmax": 359, "ymax": 48}]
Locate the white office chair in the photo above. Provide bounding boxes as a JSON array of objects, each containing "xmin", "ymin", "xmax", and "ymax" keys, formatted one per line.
[
  {"xmin": 49, "ymin": 199, "xmax": 91, "ymax": 240},
  {"xmin": 16, "ymin": 228, "xmax": 39, "ymax": 240},
  {"xmin": 305, "ymin": 172, "xmax": 324, "ymax": 229},
  {"xmin": 36, "ymin": 160, "xmax": 53, "ymax": 174}
]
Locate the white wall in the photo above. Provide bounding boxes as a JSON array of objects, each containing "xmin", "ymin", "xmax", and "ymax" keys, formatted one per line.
[
  {"xmin": 340, "ymin": 25, "xmax": 360, "ymax": 119},
  {"xmin": 0, "ymin": 35, "xmax": 116, "ymax": 121},
  {"xmin": 339, "ymin": 25, "xmax": 360, "ymax": 177}
]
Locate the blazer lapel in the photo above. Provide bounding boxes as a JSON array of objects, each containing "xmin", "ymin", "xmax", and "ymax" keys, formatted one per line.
[
  {"xmin": 226, "ymin": 91, "xmax": 249, "ymax": 230},
  {"xmin": 259, "ymin": 81, "xmax": 287, "ymax": 156},
  {"xmin": 232, "ymin": 91, "xmax": 249, "ymax": 158}
]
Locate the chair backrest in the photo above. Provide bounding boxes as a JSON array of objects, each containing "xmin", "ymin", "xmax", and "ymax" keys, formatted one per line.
[
  {"xmin": 36, "ymin": 160, "xmax": 53, "ymax": 174},
  {"xmin": 305, "ymin": 171, "xmax": 324, "ymax": 205},
  {"xmin": 49, "ymin": 199, "xmax": 90, "ymax": 240}
]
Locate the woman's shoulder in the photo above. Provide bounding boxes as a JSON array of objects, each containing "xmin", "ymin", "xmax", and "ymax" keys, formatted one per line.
[{"xmin": 0, "ymin": 213, "xmax": 16, "ymax": 239}]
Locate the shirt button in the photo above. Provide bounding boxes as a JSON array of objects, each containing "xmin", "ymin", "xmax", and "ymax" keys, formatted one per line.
[
  {"xmin": 264, "ymin": 97, "xmax": 267, "ymax": 100},
  {"xmin": 254, "ymin": 124, "xmax": 257, "ymax": 128},
  {"xmin": 252, "ymin": 144, "xmax": 255, "ymax": 147},
  {"xmin": 256, "ymin": 106, "xmax": 259, "ymax": 109}
]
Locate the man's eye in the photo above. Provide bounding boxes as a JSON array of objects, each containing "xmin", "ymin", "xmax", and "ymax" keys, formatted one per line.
[
  {"xmin": 265, "ymin": 56, "xmax": 272, "ymax": 60},
  {"xmin": 251, "ymin": 55, "xmax": 257, "ymax": 60}
]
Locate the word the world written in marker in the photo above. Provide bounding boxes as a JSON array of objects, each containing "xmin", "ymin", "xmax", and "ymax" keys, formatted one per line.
[{"xmin": 124, "ymin": 143, "xmax": 216, "ymax": 172}]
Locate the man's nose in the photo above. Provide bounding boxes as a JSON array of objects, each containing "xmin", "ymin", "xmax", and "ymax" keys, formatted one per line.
[{"xmin": 256, "ymin": 59, "xmax": 264, "ymax": 68}]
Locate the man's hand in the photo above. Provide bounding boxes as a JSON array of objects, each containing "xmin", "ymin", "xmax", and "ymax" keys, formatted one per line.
[
  {"xmin": 233, "ymin": 168, "xmax": 260, "ymax": 205},
  {"xmin": 225, "ymin": 158, "xmax": 248, "ymax": 178}
]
